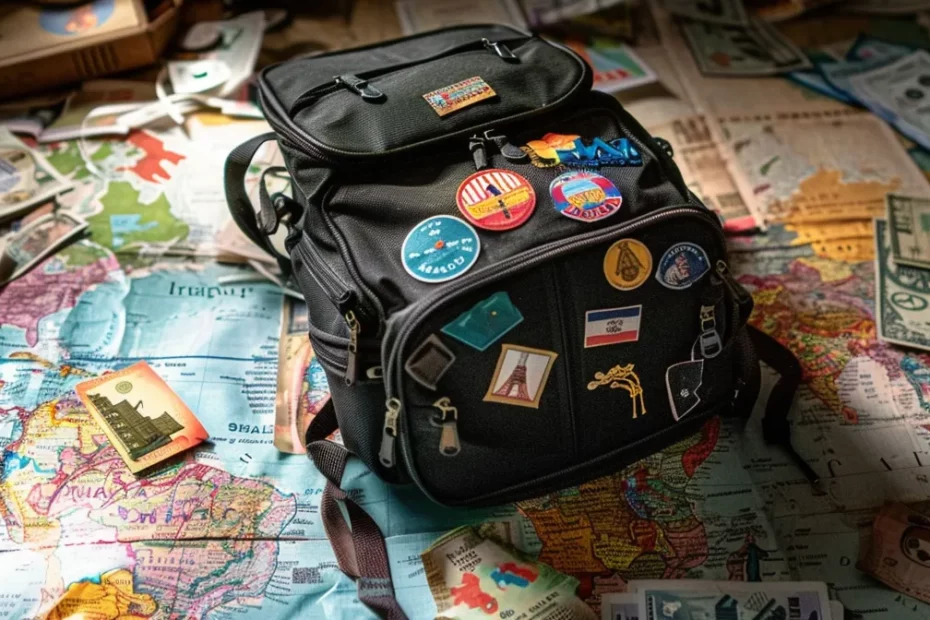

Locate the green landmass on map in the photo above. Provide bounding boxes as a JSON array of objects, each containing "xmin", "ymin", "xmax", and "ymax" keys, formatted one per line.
[
  {"xmin": 88, "ymin": 181, "xmax": 189, "ymax": 251},
  {"xmin": 46, "ymin": 142, "xmax": 115, "ymax": 180},
  {"xmin": 58, "ymin": 242, "xmax": 110, "ymax": 268}
]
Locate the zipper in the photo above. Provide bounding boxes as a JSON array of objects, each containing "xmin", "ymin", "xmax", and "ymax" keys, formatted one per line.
[
  {"xmin": 549, "ymin": 265, "xmax": 577, "ymax": 458},
  {"xmin": 379, "ymin": 397, "xmax": 402, "ymax": 468},
  {"xmin": 432, "ymin": 397, "xmax": 461, "ymax": 456},
  {"xmin": 344, "ymin": 310, "xmax": 360, "ymax": 386},
  {"xmin": 288, "ymin": 37, "xmax": 528, "ymax": 112},
  {"xmin": 380, "ymin": 205, "xmax": 726, "ymax": 480},
  {"xmin": 259, "ymin": 39, "xmax": 591, "ymax": 164},
  {"xmin": 293, "ymin": 238, "xmax": 355, "ymax": 313},
  {"xmin": 469, "ymin": 130, "xmax": 528, "ymax": 170}
]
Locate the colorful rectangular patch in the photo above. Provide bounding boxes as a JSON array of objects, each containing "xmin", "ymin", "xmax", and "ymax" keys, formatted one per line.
[
  {"xmin": 423, "ymin": 76, "xmax": 496, "ymax": 117},
  {"xmin": 584, "ymin": 305, "xmax": 642, "ymax": 348}
]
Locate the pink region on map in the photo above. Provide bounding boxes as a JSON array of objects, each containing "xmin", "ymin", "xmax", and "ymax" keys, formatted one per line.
[
  {"xmin": 0, "ymin": 253, "xmax": 117, "ymax": 346},
  {"xmin": 116, "ymin": 131, "xmax": 186, "ymax": 183}
]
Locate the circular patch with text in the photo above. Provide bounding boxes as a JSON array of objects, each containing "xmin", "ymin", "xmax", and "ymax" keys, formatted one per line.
[
  {"xmin": 401, "ymin": 215, "xmax": 481, "ymax": 283},
  {"xmin": 549, "ymin": 171, "xmax": 622, "ymax": 223},
  {"xmin": 456, "ymin": 169, "xmax": 536, "ymax": 231}
]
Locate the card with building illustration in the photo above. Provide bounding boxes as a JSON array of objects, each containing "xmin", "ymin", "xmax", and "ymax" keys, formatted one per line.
[
  {"xmin": 76, "ymin": 361, "xmax": 209, "ymax": 473},
  {"xmin": 484, "ymin": 344, "xmax": 557, "ymax": 409}
]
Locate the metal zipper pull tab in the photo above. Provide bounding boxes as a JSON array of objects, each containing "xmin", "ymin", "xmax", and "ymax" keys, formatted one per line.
[
  {"xmin": 469, "ymin": 134, "xmax": 488, "ymax": 170},
  {"xmin": 344, "ymin": 310, "xmax": 360, "ymax": 386},
  {"xmin": 716, "ymin": 260, "xmax": 752, "ymax": 305},
  {"xmin": 482, "ymin": 38, "xmax": 517, "ymax": 61},
  {"xmin": 335, "ymin": 74, "xmax": 385, "ymax": 101},
  {"xmin": 379, "ymin": 398, "xmax": 401, "ymax": 468},
  {"xmin": 433, "ymin": 397, "xmax": 461, "ymax": 457},
  {"xmin": 484, "ymin": 130, "xmax": 528, "ymax": 163},
  {"xmin": 698, "ymin": 303, "xmax": 722, "ymax": 359}
]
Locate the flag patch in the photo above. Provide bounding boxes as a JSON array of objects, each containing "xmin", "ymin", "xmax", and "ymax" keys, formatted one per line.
[{"xmin": 584, "ymin": 305, "xmax": 642, "ymax": 348}]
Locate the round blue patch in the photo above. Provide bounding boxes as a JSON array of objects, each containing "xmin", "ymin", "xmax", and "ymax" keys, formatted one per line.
[
  {"xmin": 40, "ymin": 0, "xmax": 115, "ymax": 36},
  {"xmin": 401, "ymin": 215, "xmax": 481, "ymax": 283},
  {"xmin": 549, "ymin": 171, "xmax": 622, "ymax": 222},
  {"xmin": 656, "ymin": 243, "xmax": 710, "ymax": 290}
]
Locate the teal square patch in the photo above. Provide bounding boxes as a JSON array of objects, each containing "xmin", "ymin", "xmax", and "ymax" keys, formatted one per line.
[{"xmin": 441, "ymin": 292, "xmax": 523, "ymax": 352}]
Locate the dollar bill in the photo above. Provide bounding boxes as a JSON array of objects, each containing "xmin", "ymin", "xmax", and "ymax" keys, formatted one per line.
[
  {"xmin": 0, "ymin": 211, "xmax": 87, "ymax": 285},
  {"xmin": 422, "ymin": 524, "xmax": 596, "ymax": 619},
  {"xmin": 887, "ymin": 194, "xmax": 930, "ymax": 269},
  {"xmin": 857, "ymin": 503, "xmax": 930, "ymax": 604},
  {"xmin": 75, "ymin": 361, "xmax": 209, "ymax": 473},
  {"xmin": 663, "ymin": 0, "xmax": 749, "ymax": 25},
  {"xmin": 875, "ymin": 218, "xmax": 930, "ymax": 353},
  {"xmin": 848, "ymin": 50, "xmax": 930, "ymax": 150},
  {"xmin": 600, "ymin": 593, "xmax": 639, "ymax": 620},
  {"xmin": 627, "ymin": 579, "xmax": 834, "ymax": 620},
  {"xmin": 679, "ymin": 19, "xmax": 812, "ymax": 76},
  {"xmin": 0, "ymin": 128, "xmax": 73, "ymax": 221}
]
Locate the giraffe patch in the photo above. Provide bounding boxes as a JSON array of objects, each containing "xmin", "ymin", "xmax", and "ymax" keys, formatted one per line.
[
  {"xmin": 483, "ymin": 344, "xmax": 558, "ymax": 409},
  {"xmin": 587, "ymin": 363, "xmax": 646, "ymax": 420}
]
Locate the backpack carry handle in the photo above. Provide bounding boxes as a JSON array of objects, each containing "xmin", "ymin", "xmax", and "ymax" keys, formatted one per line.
[{"xmin": 224, "ymin": 132, "xmax": 296, "ymax": 274}]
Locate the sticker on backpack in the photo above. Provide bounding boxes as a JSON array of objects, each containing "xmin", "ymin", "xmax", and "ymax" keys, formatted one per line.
[
  {"xmin": 587, "ymin": 363, "xmax": 645, "ymax": 419},
  {"xmin": 423, "ymin": 76, "xmax": 496, "ymax": 117},
  {"xmin": 656, "ymin": 243, "xmax": 710, "ymax": 290},
  {"xmin": 584, "ymin": 305, "xmax": 641, "ymax": 348},
  {"xmin": 401, "ymin": 215, "xmax": 481, "ymax": 283},
  {"xmin": 456, "ymin": 169, "xmax": 536, "ymax": 231},
  {"xmin": 484, "ymin": 344, "xmax": 558, "ymax": 409},
  {"xmin": 550, "ymin": 171, "xmax": 622, "ymax": 222},
  {"xmin": 521, "ymin": 133, "xmax": 643, "ymax": 168},
  {"xmin": 441, "ymin": 291, "xmax": 523, "ymax": 351},
  {"xmin": 603, "ymin": 239, "xmax": 652, "ymax": 290}
]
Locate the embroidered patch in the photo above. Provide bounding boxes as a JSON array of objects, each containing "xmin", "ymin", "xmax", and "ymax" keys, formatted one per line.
[
  {"xmin": 666, "ymin": 359, "xmax": 704, "ymax": 421},
  {"xmin": 587, "ymin": 363, "xmax": 645, "ymax": 419},
  {"xmin": 456, "ymin": 169, "xmax": 536, "ymax": 231},
  {"xmin": 423, "ymin": 76, "xmax": 496, "ymax": 117},
  {"xmin": 484, "ymin": 344, "xmax": 558, "ymax": 409},
  {"xmin": 550, "ymin": 171, "xmax": 622, "ymax": 222},
  {"xmin": 584, "ymin": 305, "xmax": 642, "ymax": 348},
  {"xmin": 656, "ymin": 243, "xmax": 710, "ymax": 290},
  {"xmin": 441, "ymin": 292, "xmax": 523, "ymax": 351},
  {"xmin": 521, "ymin": 133, "xmax": 643, "ymax": 168},
  {"xmin": 404, "ymin": 334, "xmax": 456, "ymax": 391},
  {"xmin": 401, "ymin": 215, "xmax": 480, "ymax": 283},
  {"xmin": 603, "ymin": 239, "xmax": 652, "ymax": 291}
]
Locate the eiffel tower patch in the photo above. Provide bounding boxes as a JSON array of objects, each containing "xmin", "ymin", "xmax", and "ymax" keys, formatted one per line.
[{"xmin": 484, "ymin": 344, "xmax": 558, "ymax": 409}]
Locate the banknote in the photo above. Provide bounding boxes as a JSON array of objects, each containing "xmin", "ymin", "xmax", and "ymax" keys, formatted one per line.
[
  {"xmin": 0, "ymin": 128, "xmax": 73, "ymax": 221},
  {"xmin": 875, "ymin": 218, "xmax": 930, "ymax": 353},
  {"xmin": 857, "ymin": 503, "xmax": 930, "ymax": 604},
  {"xmin": 0, "ymin": 211, "xmax": 87, "ymax": 285},
  {"xmin": 422, "ymin": 524, "xmax": 596, "ymax": 619},
  {"xmin": 75, "ymin": 361, "xmax": 209, "ymax": 473},
  {"xmin": 849, "ymin": 50, "xmax": 930, "ymax": 150},
  {"xmin": 274, "ymin": 298, "xmax": 330, "ymax": 454},
  {"xmin": 679, "ymin": 19, "xmax": 812, "ymax": 76},
  {"xmin": 600, "ymin": 593, "xmax": 639, "ymax": 620},
  {"xmin": 887, "ymin": 194, "xmax": 930, "ymax": 269},
  {"xmin": 663, "ymin": 0, "xmax": 749, "ymax": 25},
  {"xmin": 627, "ymin": 579, "xmax": 834, "ymax": 620}
]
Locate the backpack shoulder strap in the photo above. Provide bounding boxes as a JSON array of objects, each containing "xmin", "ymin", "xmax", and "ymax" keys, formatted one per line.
[
  {"xmin": 748, "ymin": 325, "xmax": 820, "ymax": 484},
  {"xmin": 307, "ymin": 402, "xmax": 409, "ymax": 620},
  {"xmin": 223, "ymin": 132, "xmax": 299, "ymax": 275}
]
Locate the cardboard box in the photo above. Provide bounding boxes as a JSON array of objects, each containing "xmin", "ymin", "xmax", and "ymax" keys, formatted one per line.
[{"xmin": 0, "ymin": 0, "xmax": 181, "ymax": 102}]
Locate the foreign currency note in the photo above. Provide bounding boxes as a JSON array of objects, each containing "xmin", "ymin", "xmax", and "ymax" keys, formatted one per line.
[
  {"xmin": 422, "ymin": 524, "xmax": 596, "ymax": 619},
  {"xmin": 875, "ymin": 218, "xmax": 930, "ymax": 353},
  {"xmin": 395, "ymin": 0, "xmax": 526, "ymax": 34},
  {"xmin": 663, "ymin": 0, "xmax": 749, "ymax": 25},
  {"xmin": 75, "ymin": 361, "xmax": 209, "ymax": 473},
  {"xmin": 679, "ymin": 19, "xmax": 812, "ymax": 76},
  {"xmin": 0, "ymin": 128, "xmax": 73, "ymax": 221},
  {"xmin": 627, "ymin": 580, "xmax": 834, "ymax": 620},
  {"xmin": 0, "ymin": 211, "xmax": 86, "ymax": 285},
  {"xmin": 857, "ymin": 503, "xmax": 930, "ymax": 604},
  {"xmin": 849, "ymin": 50, "xmax": 930, "ymax": 150},
  {"xmin": 600, "ymin": 593, "xmax": 639, "ymax": 620},
  {"xmin": 887, "ymin": 194, "xmax": 930, "ymax": 269},
  {"xmin": 274, "ymin": 298, "xmax": 329, "ymax": 454}
]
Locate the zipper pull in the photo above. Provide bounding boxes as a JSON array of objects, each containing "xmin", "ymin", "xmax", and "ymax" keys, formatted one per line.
[
  {"xmin": 483, "ymin": 130, "xmax": 528, "ymax": 163},
  {"xmin": 716, "ymin": 260, "xmax": 752, "ymax": 305},
  {"xmin": 335, "ymin": 74, "xmax": 385, "ymax": 102},
  {"xmin": 482, "ymin": 38, "xmax": 517, "ymax": 61},
  {"xmin": 433, "ymin": 397, "xmax": 461, "ymax": 457},
  {"xmin": 698, "ymin": 303, "xmax": 722, "ymax": 359},
  {"xmin": 379, "ymin": 398, "xmax": 401, "ymax": 468},
  {"xmin": 470, "ymin": 134, "xmax": 489, "ymax": 170},
  {"xmin": 344, "ymin": 310, "xmax": 360, "ymax": 386}
]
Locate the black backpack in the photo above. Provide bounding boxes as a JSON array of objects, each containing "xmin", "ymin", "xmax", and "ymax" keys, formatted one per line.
[{"xmin": 225, "ymin": 25, "xmax": 808, "ymax": 619}]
